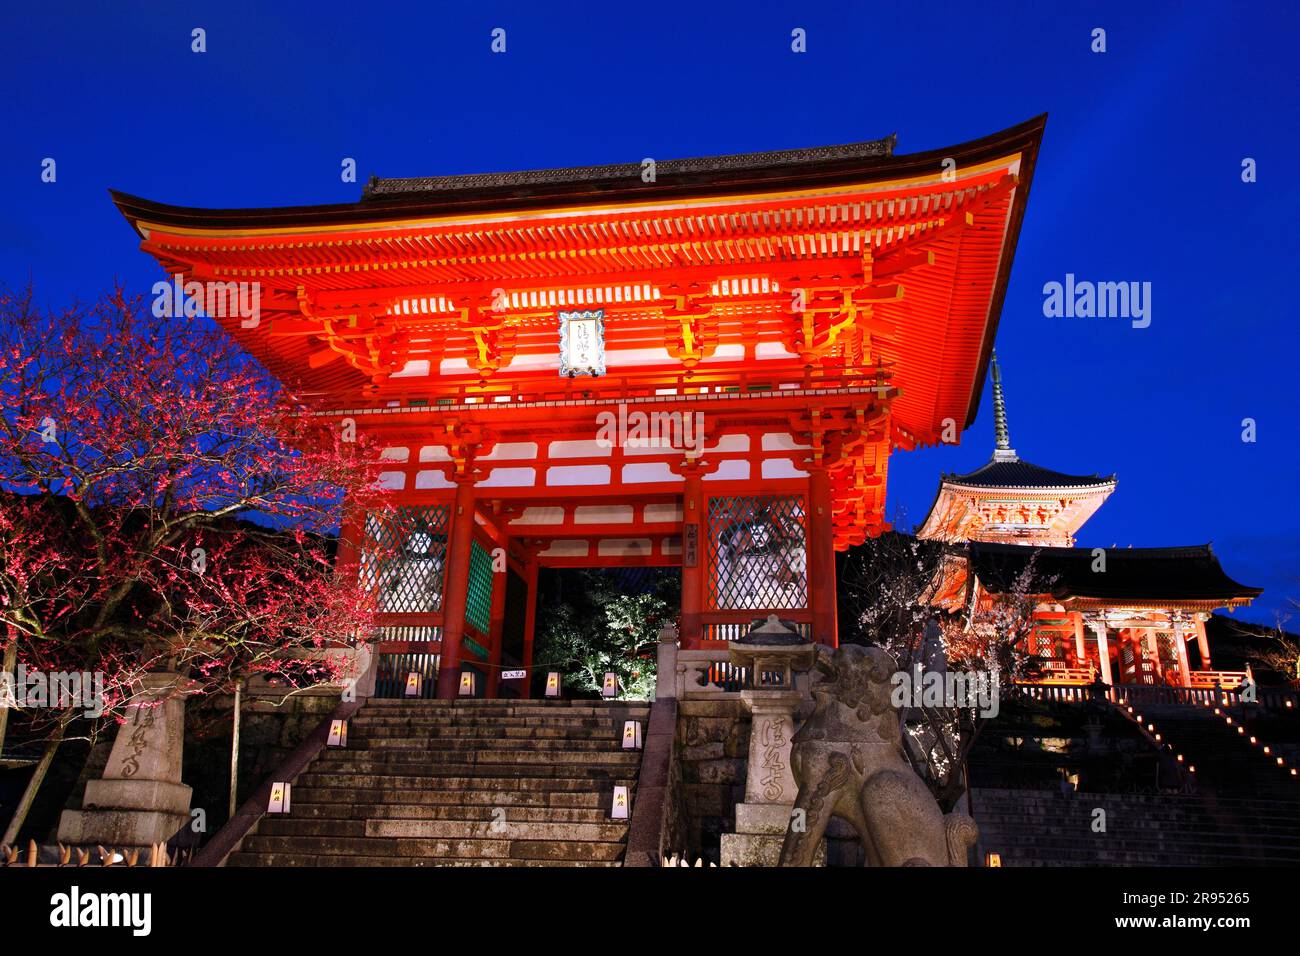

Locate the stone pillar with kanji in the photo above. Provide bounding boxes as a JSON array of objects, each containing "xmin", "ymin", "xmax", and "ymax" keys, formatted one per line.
[
  {"xmin": 58, "ymin": 672, "xmax": 193, "ymax": 848},
  {"xmin": 719, "ymin": 616, "xmax": 824, "ymax": 866}
]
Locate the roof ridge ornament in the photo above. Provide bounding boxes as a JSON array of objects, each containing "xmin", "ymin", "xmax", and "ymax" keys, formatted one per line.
[{"xmin": 990, "ymin": 350, "xmax": 1017, "ymax": 461}]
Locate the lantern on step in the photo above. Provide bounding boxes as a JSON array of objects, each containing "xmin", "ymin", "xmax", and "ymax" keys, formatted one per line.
[
  {"xmin": 545, "ymin": 672, "xmax": 562, "ymax": 698},
  {"xmin": 602, "ymin": 672, "xmax": 620, "ymax": 698},
  {"xmin": 269, "ymin": 782, "xmax": 292, "ymax": 814},
  {"xmin": 985, "ymin": 852, "xmax": 1002, "ymax": 867},
  {"xmin": 327, "ymin": 719, "xmax": 348, "ymax": 747},
  {"xmin": 622, "ymin": 720, "xmax": 643, "ymax": 750},
  {"xmin": 611, "ymin": 785, "xmax": 631, "ymax": 820},
  {"xmin": 404, "ymin": 672, "xmax": 422, "ymax": 697},
  {"xmin": 459, "ymin": 670, "xmax": 478, "ymax": 697}
]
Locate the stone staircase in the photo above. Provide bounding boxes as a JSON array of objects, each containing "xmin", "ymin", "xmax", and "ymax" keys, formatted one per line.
[
  {"xmin": 1129, "ymin": 702, "xmax": 1300, "ymax": 800},
  {"xmin": 227, "ymin": 698, "xmax": 651, "ymax": 867},
  {"xmin": 973, "ymin": 787, "xmax": 1300, "ymax": 866}
]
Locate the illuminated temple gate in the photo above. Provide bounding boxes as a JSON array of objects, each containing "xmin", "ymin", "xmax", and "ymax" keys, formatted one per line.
[{"xmin": 112, "ymin": 117, "xmax": 1044, "ymax": 698}]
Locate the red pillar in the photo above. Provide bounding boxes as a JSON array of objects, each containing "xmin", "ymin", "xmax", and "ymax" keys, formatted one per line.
[
  {"xmin": 679, "ymin": 469, "xmax": 706, "ymax": 649},
  {"xmin": 520, "ymin": 555, "xmax": 540, "ymax": 699},
  {"xmin": 1195, "ymin": 617, "xmax": 1212, "ymax": 670},
  {"xmin": 808, "ymin": 467, "xmax": 837, "ymax": 646},
  {"xmin": 436, "ymin": 479, "xmax": 477, "ymax": 699}
]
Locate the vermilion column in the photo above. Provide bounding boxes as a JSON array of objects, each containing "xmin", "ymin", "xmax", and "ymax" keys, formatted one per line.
[
  {"xmin": 1172, "ymin": 620, "xmax": 1193, "ymax": 688},
  {"xmin": 1092, "ymin": 619, "xmax": 1113, "ymax": 687},
  {"xmin": 679, "ymin": 469, "xmax": 705, "ymax": 650},
  {"xmin": 436, "ymin": 478, "xmax": 477, "ymax": 699},
  {"xmin": 808, "ymin": 467, "xmax": 837, "ymax": 646},
  {"xmin": 1195, "ymin": 617, "xmax": 1212, "ymax": 670},
  {"xmin": 520, "ymin": 555, "xmax": 540, "ymax": 699}
]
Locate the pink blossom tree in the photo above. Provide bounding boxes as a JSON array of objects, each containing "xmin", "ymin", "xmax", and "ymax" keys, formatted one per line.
[{"xmin": 0, "ymin": 285, "xmax": 391, "ymax": 843}]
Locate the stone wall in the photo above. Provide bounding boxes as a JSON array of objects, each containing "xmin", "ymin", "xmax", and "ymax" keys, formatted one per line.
[
  {"xmin": 672, "ymin": 698, "xmax": 866, "ymax": 866},
  {"xmin": 673, "ymin": 699, "xmax": 749, "ymax": 863}
]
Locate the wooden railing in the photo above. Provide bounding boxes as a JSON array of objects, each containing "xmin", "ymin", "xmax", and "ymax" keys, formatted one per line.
[
  {"xmin": 374, "ymin": 651, "xmax": 441, "ymax": 698},
  {"xmin": 1187, "ymin": 670, "xmax": 1248, "ymax": 689},
  {"xmin": 697, "ymin": 616, "xmax": 812, "ymax": 649},
  {"xmin": 339, "ymin": 362, "xmax": 894, "ymax": 410},
  {"xmin": 1012, "ymin": 682, "xmax": 1100, "ymax": 705},
  {"xmin": 1038, "ymin": 663, "xmax": 1097, "ymax": 686}
]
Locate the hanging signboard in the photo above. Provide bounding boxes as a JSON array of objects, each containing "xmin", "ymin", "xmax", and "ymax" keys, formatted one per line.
[{"xmin": 558, "ymin": 309, "xmax": 606, "ymax": 377}]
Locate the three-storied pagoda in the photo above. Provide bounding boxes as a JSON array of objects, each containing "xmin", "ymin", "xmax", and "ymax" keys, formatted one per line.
[
  {"xmin": 919, "ymin": 355, "xmax": 1261, "ymax": 689},
  {"xmin": 113, "ymin": 118, "xmax": 1045, "ymax": 697}
]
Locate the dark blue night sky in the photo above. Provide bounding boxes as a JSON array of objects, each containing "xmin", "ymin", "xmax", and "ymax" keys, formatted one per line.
[{"xmin": 1, "ymin": 1, "xmax": 1296, "ymax": 625}]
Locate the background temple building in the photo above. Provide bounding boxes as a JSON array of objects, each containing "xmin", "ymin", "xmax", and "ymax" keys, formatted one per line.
[{"xmin": 919, "ymin": 354, "xmax": 1262, "ymax": 689}]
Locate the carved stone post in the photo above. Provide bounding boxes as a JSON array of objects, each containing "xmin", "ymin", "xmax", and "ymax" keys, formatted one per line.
[
  {"xmin": 58, "ymin": 672, "xmax": 193, "ymax": 848},
  {"xmin": 655, "ymin": 625, "xmax": 679, "ymax": 701},
  {"xmin": 719, "ymin": 616, "xmax": 822, "ymax": 866}
]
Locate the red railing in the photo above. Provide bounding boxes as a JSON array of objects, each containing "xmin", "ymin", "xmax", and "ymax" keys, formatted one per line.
[{"xmin": 320, "ymin": 362, "xmax": 895, "ymax": 411}]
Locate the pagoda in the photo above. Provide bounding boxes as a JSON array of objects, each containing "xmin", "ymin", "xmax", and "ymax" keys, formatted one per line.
[
  {"xmin": 916, "ymin": 353, "xmax": 1116, "ymax": 547},
  {"xmin": 918, "ymin": 356, "xmax": 1261, "ymax": 689}
]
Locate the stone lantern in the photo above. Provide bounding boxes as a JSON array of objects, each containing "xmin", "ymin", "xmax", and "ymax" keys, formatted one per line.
[{"xmin": 719, "ymin": 615, "xmax": 823, "ymax": 866}]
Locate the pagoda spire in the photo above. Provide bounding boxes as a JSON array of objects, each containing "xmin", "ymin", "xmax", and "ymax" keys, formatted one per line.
[{"xmin": 990, "ymin": 351, "xmax": 1017, "ymax": 461}]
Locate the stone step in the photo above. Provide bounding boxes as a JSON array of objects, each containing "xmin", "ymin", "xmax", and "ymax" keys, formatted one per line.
[
  {"xmin": 343, "ymin": 736, "xmax": 630, "ymax": 751},
  {"xmin": 311, "ymin": 757, "xmax": 642, "ymax": 774},
  {"xmin": 353, "ymin": 712, "xmax": 641, "ymax": 725},
  {"xmin": 240, "ymin": 834, "xmax": 627, "ymax": 862},
  {"xmin": 973, "ymin": 806, "xmax": 1300, "ymax": 829},
  {"xmin": 307, "ymin": 754, "xmax": 641, "ymax": 774},
  {"xmin": 361, "ymin": 700, "xmax": 650, "ymax": 716},
  {"xmin": 226, "ymin": 696, "xmax": 651, "ymax": 866},
  {"xmin": 981, "ymin": 846, "xmax": 1300, "ymax": 866},
  {"xmin": 227, "ymin": 852, "xmax": 619, "ymax": 867},
  {"xmin": 979, "ymin": 830, "xmax": 1300, "ymax": 852},
  {"xmin": 296, "ymin": 772, "xmax": 638, "ymax": 791},
  {"xmin": 293, "ymin": 787, "xmax": 613, "ymax": 808},
  {"xmin": 350, "ymin": 723, "xmax": 630, "ymax": 738},
  {"xmin": 257, "ymin": 817, "xmax": 629, "ymax": 842},
  {"xmin": 973, "ymin": 790, "xmax": 1300, "ymax": 812},
  {"xmin": 282, "ymin": 802, "xmax": 612, "ymax": 824}
]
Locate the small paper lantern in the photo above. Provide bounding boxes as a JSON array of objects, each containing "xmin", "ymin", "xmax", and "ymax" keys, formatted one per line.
[
  {"xmin": 622, "ymin": 720, "xmax": 643, "ymax": 750},
  {"xmin": 327, "ymin": 719, "xmax": 348, "ymax": 747},
  {"xmin": 985, "ymin": 852, "xmax": 1001, "ymax": 868},
  {"xmin": 544, "ymin": 672, "xmax": 562, "ymax": 698},
  {"xmin": 404, "ymin": 672, "xmax": 422, "ymax": 697},
  {"xmin": 269, "ymin": 782, "xmax": 292, "ymax": 814},
  {"xmin": 459, "ymin": 671, "xmax": 478, "ymax": 697},
  {"xmin": 611, "ymin": 785, "xmax": 630, "ymax": 820},
  {"xmin": 602, "ymin": 672, "xmax": 620, "ymax": 698}
]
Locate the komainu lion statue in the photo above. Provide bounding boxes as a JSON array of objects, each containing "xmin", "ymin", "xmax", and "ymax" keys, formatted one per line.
[{"xmin": 778, "ymin": 644, "xmax": 978, "ymax": 867}]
